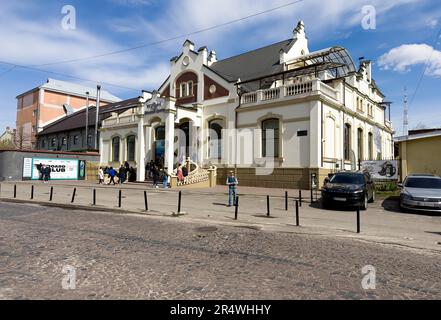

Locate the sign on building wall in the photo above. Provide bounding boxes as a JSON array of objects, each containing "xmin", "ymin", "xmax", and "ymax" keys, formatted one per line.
[
  {"xmin": 22, "ymin": 158, "xmax": 33, "ymax": 178},
  {"xmin": 31, "ymin": 158, "xmax": 79, "ymax": 180},
  {"xmin": 361, "ymin": 160, "xmax": 398, "ymax": 181},
  {"xmin": 145, "ymin": 97, "xmax": 165, "ymax": 115}
]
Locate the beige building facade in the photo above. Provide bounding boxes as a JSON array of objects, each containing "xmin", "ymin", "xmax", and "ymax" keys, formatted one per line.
[{"xmin": 100, "ymin": 21, "xmax": 394, "ymax": 189}]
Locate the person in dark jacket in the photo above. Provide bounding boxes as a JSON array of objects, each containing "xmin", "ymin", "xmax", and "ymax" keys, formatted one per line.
[
  {"xmin": 119, "ymin": 165, "xmax": 126, "ymax": 184},
  {"xmin": 152, "ymin": 166, "xmax": 160, "ymax": 188}
]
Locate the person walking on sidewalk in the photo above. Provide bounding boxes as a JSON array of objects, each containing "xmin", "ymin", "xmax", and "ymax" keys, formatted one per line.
[
  {"xmin": 108, "ymin": 167, "xmax": 117, "ymax": 185},
  {"xmin": 226, "ymin": 171, "xmax": 238, "ymax": 207},
  {"xmin": 98, "ymin": 167, "xmax": 104, "ymax": 185}
]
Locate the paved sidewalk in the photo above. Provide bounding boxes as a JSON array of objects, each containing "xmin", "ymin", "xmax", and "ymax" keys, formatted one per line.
[{"xmin": 1, "ymin": 181, "xmax": 441, "ymax": 253}]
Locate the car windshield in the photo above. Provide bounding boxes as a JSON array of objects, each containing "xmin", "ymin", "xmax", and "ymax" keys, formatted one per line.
[
  {"xmin": 405, "ymin": 178, "xmax": 441, "ymax": 189},
  {"xmin": 330, "ymin": 174, "xmax": 365, "ymax": 185}
]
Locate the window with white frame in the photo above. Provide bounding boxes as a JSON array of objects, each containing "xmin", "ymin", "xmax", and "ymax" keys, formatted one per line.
[
  {"xmin": 179, "ymin": 81, "xmax": 195, "ymax": 98},
  {"xmin": 262, "ymin": 118, "xmax": 280, "ymax": 158}
]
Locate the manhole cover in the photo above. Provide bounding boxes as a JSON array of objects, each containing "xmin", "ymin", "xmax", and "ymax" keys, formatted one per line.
[{"xmin": 195, "ymin": 226, "xmax": 218, "ymax": 233}]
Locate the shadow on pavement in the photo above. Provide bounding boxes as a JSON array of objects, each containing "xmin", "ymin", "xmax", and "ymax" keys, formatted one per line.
[{"xmin": 381, "ymin": 196, "xmax": 441, "ymax": 217}]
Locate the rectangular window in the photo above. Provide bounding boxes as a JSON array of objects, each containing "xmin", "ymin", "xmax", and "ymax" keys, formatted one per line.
[
  {"xmin": 188, "ymin": 81, "xmax": 193, "ymax": 96},
  {"xmin": 180, "ymin": 83, "xmax": 187, "ymax": 98},
  {"xmin": 297, "ymin": 130, "xmax": 308, "ymax": 137},
  {"xmin": 262, "ymin": 119, "xmax": 280, "ymax": 158}
]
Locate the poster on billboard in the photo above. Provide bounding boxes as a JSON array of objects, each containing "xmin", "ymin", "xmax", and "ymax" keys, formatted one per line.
[
  {"xmin": 31, "ymin": 158, "xmax": 79, "ymax": 180},
  {"xmin": 23, "ymin": 158, "xmax": 33, "ymax": 178},
  {"xmin": 361, "ymin": 160, "xmax": 398, "ymax": 181}
]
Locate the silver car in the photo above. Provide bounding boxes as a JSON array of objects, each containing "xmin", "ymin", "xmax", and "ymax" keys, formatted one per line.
[{"xmin": 399, "ymin": 174, "xmax": 441, "ymax": 213}]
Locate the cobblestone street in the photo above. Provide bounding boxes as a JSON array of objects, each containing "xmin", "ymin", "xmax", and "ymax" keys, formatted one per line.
[{"xmin": 0, "ymin": 201, "xmax": 440, "ymax": 300}]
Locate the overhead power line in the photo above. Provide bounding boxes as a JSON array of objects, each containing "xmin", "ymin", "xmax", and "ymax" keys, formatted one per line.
[
  {"xmin": 0, "ymin": 60, "xmax": 142, "ymax": 92},
  {"xmin": 31, "ymin": 0, "xmax": 304, "ymax": 67},
  {"xmin": 408, "ymin": 25, "xmax": 441, "ymax": 107}
]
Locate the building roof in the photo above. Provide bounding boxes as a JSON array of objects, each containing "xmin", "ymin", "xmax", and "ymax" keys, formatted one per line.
[
  {"xmin": 208, "ymin": 39, "xmax": 293, "ymax": 83},
  {"xmin": 37, "ymin": 97, "xmax": 140, "ymax": 136},
  {"xmin": 17, "ymin": 78, "xmax": 121, "ymax": 102},
  {"xmin": 395, "ymin": 129, "xmax": 441, "ymax": 143}
]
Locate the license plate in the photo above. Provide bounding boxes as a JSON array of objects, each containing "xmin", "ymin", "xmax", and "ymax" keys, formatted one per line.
[
  {"xmin": 334, "ymin": 197, "xmax": 347, "ymax": 202},
  {"xmin": 418, "ymin": 202, "xmax": 441, "ymax": 208}
]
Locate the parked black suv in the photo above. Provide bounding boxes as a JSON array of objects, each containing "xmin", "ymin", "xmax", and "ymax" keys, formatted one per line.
[{"xmin": 321, "ymin": 171, "xmax": 375, "ymax": 210}]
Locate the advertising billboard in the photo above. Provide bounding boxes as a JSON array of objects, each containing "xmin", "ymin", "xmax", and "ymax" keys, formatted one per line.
[
  {"xmin": 361, "ymin": 160, "xmax": 398, "ymax": 181},
  {"xmin": 31, "ymin": 158, "xmax": 79, "ymax": 180}
]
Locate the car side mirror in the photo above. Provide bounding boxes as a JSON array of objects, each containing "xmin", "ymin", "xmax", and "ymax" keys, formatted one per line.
[{"xmin": 397, "ymin": 183, "xmax": 403, "ymax": 188}]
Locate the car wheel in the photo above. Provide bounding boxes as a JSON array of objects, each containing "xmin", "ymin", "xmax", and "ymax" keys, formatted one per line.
[{"xmin": 361, "ymin": 194, "xmax": 368, "ymax": 210}]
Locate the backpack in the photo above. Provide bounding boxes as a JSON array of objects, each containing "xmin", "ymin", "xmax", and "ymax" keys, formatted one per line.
[{"xmin": 182, "ymin": 167, "xmax": 189, "ymax": 177}]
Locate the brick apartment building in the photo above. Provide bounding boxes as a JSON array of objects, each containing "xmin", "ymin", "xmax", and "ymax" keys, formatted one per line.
[{"xmin": 15, "ymin": 78, "xmax": 121, "ymax": 149}]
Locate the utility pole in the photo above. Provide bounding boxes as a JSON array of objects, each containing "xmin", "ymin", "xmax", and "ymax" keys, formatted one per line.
[
  {"xmin": 85, "ymin": 91, "xmax": 90, "ymax": 150},
  {"xmin": 95, "ymin": 85, "xmax": 101, "ymax": 150}
]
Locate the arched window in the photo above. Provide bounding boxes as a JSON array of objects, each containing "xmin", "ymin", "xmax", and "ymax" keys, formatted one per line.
[
  {"xmin": 112, "ymin": 137, "xmax": 120, "ymax": 162},
  {"xmin": 127, "ymin": 135, "xmax": 136, "ymax": 162},
  {"xmin": 357, "ymin": 128, "xmax": 364, "ymax": 161},
  {"xmin": 368, "ymin": 132, "xmax": 373, "ymax": 160},
  {"xmin": 208, "ymin": 119, "xmax": 223, "ymax": 159},
  {"xmin": 344, "ymin": 123, "xmax": 351, "ymax": 161},
  {"xmin": 262, "ymin": 118, "xmax": 280, "ymax": 158}
]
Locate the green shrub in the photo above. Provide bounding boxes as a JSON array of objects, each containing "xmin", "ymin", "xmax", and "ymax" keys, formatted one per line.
[{"xmin": 376, "ymin": 182, "xmax": 398, "ymax": 192}]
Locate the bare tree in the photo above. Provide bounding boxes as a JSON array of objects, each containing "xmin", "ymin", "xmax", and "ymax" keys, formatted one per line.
[{"xmin": 14, "ymin": 126, "xmax": 33, "ymax": 150}]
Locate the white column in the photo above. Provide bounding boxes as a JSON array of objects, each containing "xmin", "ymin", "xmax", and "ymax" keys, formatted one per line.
[
  {"xmin": 145, "ymin": 125, "xmax": 152, "ymax": 162},
  {"xmin": 309, "ymin": 101, "xmax": 321, "ymax": 168},
  {"xmin": 164, "ymin": 99, "xmax": 176, "ymax": 175},
  {"xmin": 137, "ymin": 115, "xmax": 146, "ymax": 182}
]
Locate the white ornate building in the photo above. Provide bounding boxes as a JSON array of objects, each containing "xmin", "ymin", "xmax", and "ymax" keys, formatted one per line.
[{"xmin": 99, "ymin": 21, "xmax": 394, "ymax": 189}]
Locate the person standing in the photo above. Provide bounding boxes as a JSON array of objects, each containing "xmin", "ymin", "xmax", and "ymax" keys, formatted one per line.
[
  {"xmin": 226, "ymin": 171, "xmax": 238, "ymax": 207},
  {"xmin": 98, "ymin": 167, "xmax": 104, "ymax": 185},
  {"xmin": 119, "ymin": 165, "xmax": 126, "ymax": 184},
  {"xmin": 152, "ymin": 166, "xmax": 160, "ymax": 188},
  {"xmin": 162, "ymin": 168, "xmax": 169, "ymax": 189},
  {"xmin": 177, "ymin": 164, "xmax": 184, "ymax": 184}
]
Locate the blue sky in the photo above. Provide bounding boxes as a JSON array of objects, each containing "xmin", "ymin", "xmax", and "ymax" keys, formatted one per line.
[{"xmin": 0, "ymin": 0, "xmax": 440, "ymax": 135}]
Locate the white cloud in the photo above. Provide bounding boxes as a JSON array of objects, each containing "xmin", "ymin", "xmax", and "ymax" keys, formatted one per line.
[
  {"xmin": 0, "ymin": 3, "xmax": 164, "ymax": 92},
  {"xmin": 378, "ymin": 44, "xmax": 441, "ymax": 77}
]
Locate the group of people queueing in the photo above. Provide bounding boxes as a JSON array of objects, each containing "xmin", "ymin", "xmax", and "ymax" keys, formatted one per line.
[{"xmin": 98, "ymin": 161, "xmax": 137, "ymax": 185}]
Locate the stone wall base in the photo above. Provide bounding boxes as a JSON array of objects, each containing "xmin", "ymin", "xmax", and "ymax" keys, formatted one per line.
[{"xmin": 217, "ymin": 167, "xmax": 333, "ymax": 190}]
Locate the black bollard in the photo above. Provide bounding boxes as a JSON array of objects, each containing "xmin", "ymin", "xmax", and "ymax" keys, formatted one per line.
[
  {"xmin": 49, "ymin": 187, "xmax": 53, "ymax": 201},
  {"xmin": 144, "ymin": 191, "xmax": 149, "ymax": 211},
  {"xmin": 178, "ymin": 191, "xmax": 182, "ymax": 214},
  {"xmin": 93, "ymin": 189, "xmax": 96, "ymax": 206},
  {"xmin": 13, "ymin": 184, "xmax": 17, "ymax": 198},
  {"xmin": 31, "ymin": 185, "xmax": 34, "ymax": 200},
  {"xmin": 71, "ymin": 188, "xmax": 76, "ymax": 203},
  {"xmin": 356, "ymin": 208, "xmax": 361, "ymax": 234},
  {"xmin": 118, "ymin": 190, "xmax": 122, "ymax": 208},
  {"xmin": 267, "ymin": 195, "xmax": 270, "ymax": 217},
  {"xmin": 285, "ymin": 191, "xmax": 288, "ymax": 211},
  {"xmin": 299, "ymin": 190, "xmax": 302, "ymax": 207},
  {"xmin": 295, "ymin": 200, "xmax": 300, "ymax": 226},
  {"xmin": 234, "ymin": 196, "xmax": 239, "ymax": 220}
]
